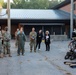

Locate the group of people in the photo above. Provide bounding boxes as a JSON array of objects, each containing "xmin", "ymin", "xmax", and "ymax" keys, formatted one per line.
[
  {"xmin": 29, "ymin": 27, "xmax": 51, "ymax": 52},
  {"xmin": 15, "ymin": 27, "xmax": 51, "ymax": 56},
  {"xmin": 0, "ymin": 26, "xmax": 51, "ymax": 58}
]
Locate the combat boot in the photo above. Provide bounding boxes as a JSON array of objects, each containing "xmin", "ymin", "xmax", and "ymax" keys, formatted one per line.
[
  {"xmin": 9, "ymin": 54, "xmax": 12, "ymax": 57},
  {"xmin": 30, "ymin": 50, "xmax": 32, "ymax": 53}
]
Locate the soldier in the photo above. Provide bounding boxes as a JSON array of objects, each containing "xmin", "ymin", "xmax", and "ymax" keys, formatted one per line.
[
  {"xmin": 15, "ymin": 28, "xmax": 19, "ymax": 47},
  {"xmin": 17, "ymin": 28, "xmax": 26, "ymax": 56},
  {"xmin": 3, "ymin": 27, "xmax": 12, "ymax": 57},
  {"xmin": 0, "ymin": 26, "xmax": 3, "ymax": 58},
  {"xmin": 29, "ymin": 27, "xmax": 37, "ymax": 52}
]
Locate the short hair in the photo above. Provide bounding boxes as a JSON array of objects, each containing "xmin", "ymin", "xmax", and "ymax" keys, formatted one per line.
[
  {"xmin": 32, "ymin": 27, "xmax": 35, "ymax": 30},
  {"xmin": 45, "ymin": 31, "xmax": 49, "ymax": 34}
]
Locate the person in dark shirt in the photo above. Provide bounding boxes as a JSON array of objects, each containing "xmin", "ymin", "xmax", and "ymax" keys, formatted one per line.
[
  {"xmin": 44, "ymin": 31, "xmax": 51, "ymax": 51},
  {"xmin": 36, "ymin": 30, "xmax": 43, "ymax": 51}
]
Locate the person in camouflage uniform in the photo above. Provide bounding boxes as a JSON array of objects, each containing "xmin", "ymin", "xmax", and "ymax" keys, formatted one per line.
[
  {"xmin": 3, "ymin": 27, "xmax": 12, "ymax": 57},
  {"xmin": 15, "ymin": 28, "xmax": 19, "ymax": 47},
  {"xmin": 0, "ymin": 26, "xmax": 3, "ymax": 58},
  {"xmin": 29, "ymin": 27, "xmax": 37, "ymax": 52},
  {"xmin": 17, "ymin": 28, "xmax": 26, "ymax": 56}
]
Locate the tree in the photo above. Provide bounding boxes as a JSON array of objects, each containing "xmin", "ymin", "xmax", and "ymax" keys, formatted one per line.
[
  {"xmin": 0, "ymin": 0, "xmax": 4, "ymax": 7},
  {"xmin": 48, "ymin": 0, "xmax": 59, "ymax": 9},
  {"xmin": 2, "ymin": 0, "xmax": 60, "ymax": 9},
  {"xmin": 3, "ymin": 2, "xmax": 7, "ymax": 8},
  {"xmin": 28, "ymin": 0, "xmax": 49, "ymax": 9}
]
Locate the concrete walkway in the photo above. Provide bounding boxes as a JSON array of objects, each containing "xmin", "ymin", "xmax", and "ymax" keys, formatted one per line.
[{"xmin": 0, "ymin": 40, "xmax": 76, "ymax": 75}]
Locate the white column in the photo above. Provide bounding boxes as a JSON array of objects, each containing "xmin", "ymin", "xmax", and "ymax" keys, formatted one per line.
[
  {"xmin": 70, "ymin": 0, "xmax": 74, "ymax": 38},
  {"xmin": 7, "ymin": 0, "xmax": 11, "ymax": 35}
]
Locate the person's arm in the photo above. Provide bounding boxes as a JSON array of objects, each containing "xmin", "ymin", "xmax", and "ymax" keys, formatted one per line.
[
  {"xmin": 41, "ymin": 33, "xmax": 43, "ymax": 39},
  {"xmin": 44, "ymin": 34, "xmax": 45, "ymax": 39},
  {"xmin": 17, "ymin": 34, "xmax": 19, "ymax": 41},
  {"xmin": 49, "ymin": 35, "xmax": 51, "ymax": 44},
  {"xmin": 9, "ymin": 33, "xmax": 11, "ymax": 41},
  {"xmin": 29, "ymin": 32, "xmax": 32, "ymax": 40},
  {"xmin": 35, "ymin": 32, "xmax": 37, "ymax": 38},
  {"xmin": 23, "ymin": 33, "xmax": 27, "ymax": 41}
]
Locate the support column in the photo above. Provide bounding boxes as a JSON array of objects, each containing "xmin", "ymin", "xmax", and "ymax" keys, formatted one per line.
[
  {"xmin": 61, "ymin": 26, "xmax": 62, "ymax": 35},
  {"xmin": 7, "ymin": 0, "xmax": 11, "ymax": 35},
  {"xmin": 70, "ymin": 0, "xmax": 74, "ymax": 38},
  {"xmin": 42, "ymin": 26, "xmax": 44, "ymax": 38}
]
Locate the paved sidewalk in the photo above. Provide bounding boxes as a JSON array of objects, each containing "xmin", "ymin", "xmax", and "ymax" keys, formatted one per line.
[{"xmin": 0, "ymin": 40, "xmax": 76, "ymax": 75}]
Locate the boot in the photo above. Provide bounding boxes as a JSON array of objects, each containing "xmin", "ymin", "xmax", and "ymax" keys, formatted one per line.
[
  {"xmin": 1, "ymin": 53, "xmax": 3, "ymax": 58},
  {"xmin": 9, "ymin": 54, "xmax": 12, "ymax": 57}
]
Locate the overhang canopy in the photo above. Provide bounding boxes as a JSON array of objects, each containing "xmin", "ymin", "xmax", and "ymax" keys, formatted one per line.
[
  {"xmin": 0, "ymin": 9, "xmax": 75, "ymax": 20},
  {"xmin": 20, "ymin": 23, "xmax": 65, "ymax": 26}
]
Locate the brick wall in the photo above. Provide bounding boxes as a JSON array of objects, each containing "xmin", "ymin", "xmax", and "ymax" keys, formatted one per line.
[{"xmin": 60, "ymin": 1, "xmax": 76, "ymax": 14}]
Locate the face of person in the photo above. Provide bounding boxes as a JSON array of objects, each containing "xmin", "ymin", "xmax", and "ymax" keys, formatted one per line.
[
  {"xmin": 46, "ymin": 31, "xmax": 49, "ymax": 35},
  {"xmin": 39, "ymin": 30, "xmax": 42, "ymax": 33},
  {"xmin": 20, "ymin": 27, "xmax": 23, "ymax": 31},
  {"xmin": 32, "ymin": 28, "xmax": 35, "ymax": 32},
  {"xmin": 17, "ymin": 29, "xmax": 19, "ymax": 31},
  {"xmin": 46, "ymin": 33, "xmax": 48, "ymax": 35}
]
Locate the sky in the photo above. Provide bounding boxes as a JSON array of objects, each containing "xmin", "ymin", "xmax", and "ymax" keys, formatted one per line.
[
  {"xmin": 4, "ymin": 0, "xmax": 63, "ymax": 2},
  {"xmin": 4, "ymin": 0, "xmax": 13, "ymax": 2}
]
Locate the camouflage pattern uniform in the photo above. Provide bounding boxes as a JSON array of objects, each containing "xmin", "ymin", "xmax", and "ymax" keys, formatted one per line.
[
  {"xmin": 0, "ymin": 31, "xmax": 3, "ymax": 57},
  {"xmin": 3, "ymin": 28, "xmax": 11, "ymax": 57},
  {"xmin": 29, "ymin": 31, "xmax": 37, "ymax": 52},
  {"xmin": 15, "ymin": 29, "xmax": 19, "ymax": 47}
]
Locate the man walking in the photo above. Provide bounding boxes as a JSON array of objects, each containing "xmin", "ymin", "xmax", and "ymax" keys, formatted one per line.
[{"xmin": 29, "ymin": 27, "xmax": 37, "ymax": 52}]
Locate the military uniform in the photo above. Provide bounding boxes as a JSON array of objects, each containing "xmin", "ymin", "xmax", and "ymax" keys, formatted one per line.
[
  {"xmin": 29, "ymin": 31, "xmax": 37, "ymax": 52},
  {"xmin": 17, "ymin": 32, "xmax": 26, "ymax": 55},
  {"xmin": 0, "ymin": 31, "xmax": 3, "ymax": 57},
  {"xmin": 3, "ymin": 30, "xmax": 11, "ymax": 56},
  {"xmin": 15, "ymin": 30, "xmax": 19, "ymax": 47}
]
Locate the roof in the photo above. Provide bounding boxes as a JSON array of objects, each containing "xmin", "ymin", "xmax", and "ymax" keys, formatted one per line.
[
  {"xmin": 0, "ymin": 9, "xmax": 75, "ymax": 20},
  {"xmin": 52, "ymin": 0, "xmax": 76, "ymax": 9}
]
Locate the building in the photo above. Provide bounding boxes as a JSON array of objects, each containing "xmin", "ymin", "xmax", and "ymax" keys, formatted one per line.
[
  {"xmin": 0, "ymin": 9, "xmax": 76, "ymax": 39},
  {"xmin": 52, "ymin": 0, "xmax": 76, "ymax": 14},
  {"xmin": 52, "ymin": 0, "xmax": 76, "ymax": 37}
]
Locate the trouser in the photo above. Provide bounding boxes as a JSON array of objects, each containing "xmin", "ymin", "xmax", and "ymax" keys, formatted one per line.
[
  {"xmin": 18, "ymin": 43, "xmax": 24, "ymax": 55},
  {"xmin": 0, "ymin": 45, "xmax": 3, "ymax": 57},
  {"xmin": 3, "ymin": 42, "xmax": 11, "ymax": 55},
  {"xmin": 30, "ymin": 41, "xmax": 36, "ymax": 52},
  {"xmin": 36, "ymin": 42, "xmax": 41, "ymax": 49},
  {"xmin": 2, "ymin": 40, "xmax": 4, "ymax": 45},
  {"xmin": 0, "ymin": 45, "xmax": 3, "ymax": 54},
  {"xmin": 46, "ymin": 44, "xmax": 50, "ymax": 51},
  {"xmin": 15, "ymin": 38, "xmax": 18, "ymax": 47}
]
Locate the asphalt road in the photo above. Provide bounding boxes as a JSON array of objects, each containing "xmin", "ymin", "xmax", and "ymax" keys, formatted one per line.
[{"xmin": 0, "ymin": 40, "xmax": 76, "ymax": 75}]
